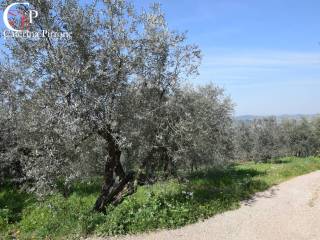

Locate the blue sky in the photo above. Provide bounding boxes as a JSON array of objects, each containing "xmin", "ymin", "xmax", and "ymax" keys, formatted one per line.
[
  {"xmin": 134, "ymin": 0, "xmax": 320, "ymax": 115},
  {"xmin": 1, "ymin": 0, "xmax": 320, "ymax": 115}
]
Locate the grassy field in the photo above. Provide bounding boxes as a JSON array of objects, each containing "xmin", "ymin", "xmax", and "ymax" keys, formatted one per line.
[{"xmin": 1, "ymin": 157, "xmax": 320, "ymax": 239}]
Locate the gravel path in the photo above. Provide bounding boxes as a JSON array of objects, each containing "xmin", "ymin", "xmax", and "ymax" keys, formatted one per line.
[{"xmin": 89, "ymin": 171, "xmax": 320, "ymax": 240}]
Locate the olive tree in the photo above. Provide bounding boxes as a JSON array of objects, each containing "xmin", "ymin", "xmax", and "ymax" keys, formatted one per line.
[
  {"xmin": 2, "ymin": 0, "xmax": 200, "ymax": 211},
  {"xmin": 171, "ymin": 85, "xmax": 234, "ymax": 171},
  {"xmin": 313, "ymin": 117, "xmax": 320, "ymax": 156},
  {"xmin": 234, "ymin": 121, "xmax": 255, "ymax": 161},
  {"xmin": 0, "ymin": 59, "xmax": 25, "ymax": 185},
  {"xmin": 284, "ymin": 118, "xmax": 317, "ymax": 157}
]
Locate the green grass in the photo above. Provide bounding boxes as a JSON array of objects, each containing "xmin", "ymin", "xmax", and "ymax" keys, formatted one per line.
[{"xmin": 1, "ymin": 157, "xmax": 320, "ymax": 239}]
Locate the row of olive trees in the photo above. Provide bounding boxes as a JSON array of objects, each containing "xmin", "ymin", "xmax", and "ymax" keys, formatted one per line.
[
  {"xmin": 1, "ymin": 0, "xmax": 318, "ymax": 213},
  {"xmin": 234, "ymin": 117, "xmax": 320, "ymax": 162},
  {"xmin": 0, "ymin": 0, "xmax": 234, "ymax": 212}
]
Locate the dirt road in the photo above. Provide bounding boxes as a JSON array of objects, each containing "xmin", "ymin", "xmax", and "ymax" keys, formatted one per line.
[{"xmin": 90, "ymin": 171, "xmax": 320, "ymax": 240}]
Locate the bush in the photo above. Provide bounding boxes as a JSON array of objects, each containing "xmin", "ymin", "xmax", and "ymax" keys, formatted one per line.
[
  {"xmin": 96, "ymin": 184, "xmax": 195, "ymax": 236},
  {"xmin": 0, "ymin": 208, "xmax": 10, "ymax": 231}
]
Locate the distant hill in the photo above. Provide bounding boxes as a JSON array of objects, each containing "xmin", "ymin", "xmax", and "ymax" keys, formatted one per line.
[{"xmin": 235, "ymin": 114, "xmax": 320, "ymax": 122}]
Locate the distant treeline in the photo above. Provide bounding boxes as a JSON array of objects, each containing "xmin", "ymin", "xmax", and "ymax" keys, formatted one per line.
[{"xmin": 234, "ymin": 117, "xmax": 320, "ymax": 162}]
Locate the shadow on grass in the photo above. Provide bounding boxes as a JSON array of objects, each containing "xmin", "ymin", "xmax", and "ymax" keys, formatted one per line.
[
  {"xmin": 270, "ymin": 158, "xmax": 291, "ymax": 164},
  {"xmin": 0, "ymin": 185, "xmax": 36, "ymax": 223},
  {"xmin": 187, "ymin": 167, "xmax": 269, "ymax": 205},
  {"xmin": 118, "ymin": 166, "xmax": 274, "ymax": 232}
]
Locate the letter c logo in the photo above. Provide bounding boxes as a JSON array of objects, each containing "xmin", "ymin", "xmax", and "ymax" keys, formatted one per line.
[{"xmin": 3, "ymin": 2, "xmax": 30, "ymax": 32}]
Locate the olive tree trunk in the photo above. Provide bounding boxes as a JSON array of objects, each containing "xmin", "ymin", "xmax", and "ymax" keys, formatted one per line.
[{"xmin": 93, "ymin": 128, "xmax": 135, "ymax": 213}]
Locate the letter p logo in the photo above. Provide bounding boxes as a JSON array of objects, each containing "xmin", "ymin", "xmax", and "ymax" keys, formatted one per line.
[{"xmin": 29, "ymin": 10, "xmax": 38, "ymax": 24}]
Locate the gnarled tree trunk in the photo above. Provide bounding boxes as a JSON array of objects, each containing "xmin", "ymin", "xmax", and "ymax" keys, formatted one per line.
[{"xmin": 93, "ymin": 127, "xmax": 135, "ymax": 213}]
